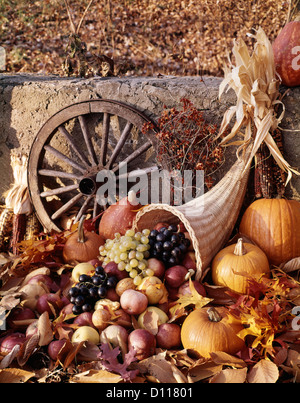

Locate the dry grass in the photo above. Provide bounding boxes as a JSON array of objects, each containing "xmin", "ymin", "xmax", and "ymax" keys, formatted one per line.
[{"xmin": 0, "ymin": 0, "xmax": 290, "ymax": 77}]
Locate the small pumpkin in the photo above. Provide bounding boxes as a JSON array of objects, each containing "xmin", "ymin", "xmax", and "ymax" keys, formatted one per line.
[
  {"xmin": 211, "ymin": 238, "xmax": 270, "ymax": 294},
  {"xmin": 239, "ymin": 198, "xmax": 300, "ymax": 266},
  {"xmin": 272, "ymin": 21, "xmax": 300, "ymax": 87},
  {"xmin": 63, "ymin": 215, "xmax": 105, "ymax": 264},
  {"xmin": 181, "ymin": 306, "xmax": 245, "ymax": 358}
]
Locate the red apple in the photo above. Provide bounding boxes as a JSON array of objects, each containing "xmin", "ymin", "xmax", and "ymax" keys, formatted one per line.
[
  {"xmin": 156, "ymin": 323, "xmax": 181, "ymax": 349},
  {"xmin": 128, "ymin": 329, "xmax": 156, "ymax": 360},
  {"xmin": 147, "ymin": 258, "xmax": 165, "ymax": 279},
  {"xmin": 0, "ymin": 332, "xmax": 26, "ymax": 354},
  {"xmin": 120, "ymin": 289, "xmax": 148, "ymax": 315},
  {"xmin": 165, "ymin": 265, "xmax": 188, "ymax": 288},
  {"xmin": 7, "ymin": 307, "xmax": 36, "ymax": 330}
]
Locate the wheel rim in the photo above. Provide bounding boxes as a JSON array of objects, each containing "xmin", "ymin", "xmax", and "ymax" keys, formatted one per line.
[{"xmin": 28, "ymin": 99, "xmax": 158, "ymax": 232}]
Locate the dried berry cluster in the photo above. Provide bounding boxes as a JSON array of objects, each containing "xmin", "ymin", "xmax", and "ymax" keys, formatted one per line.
[{"xmin": 142, "ymin": 98, "xmax": 225, "ymax": 195}]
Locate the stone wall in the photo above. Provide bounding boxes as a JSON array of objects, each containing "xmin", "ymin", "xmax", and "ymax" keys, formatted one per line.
[{"xmin": 0, "ymin": 73, "xmax": 299, "ymax": 202}]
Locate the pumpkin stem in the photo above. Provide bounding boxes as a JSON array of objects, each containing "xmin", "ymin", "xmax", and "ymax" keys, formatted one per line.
[
  {"xmin": 77, "ymin": 215, "xmax": 86, "ymax": 243},
  {"xmin": 234, "ymin": 238, "xmax": 247, "ymax": 256},
  {"xmin": 207, "ymin": 307, "xmax": 222, "ymax": 323}
]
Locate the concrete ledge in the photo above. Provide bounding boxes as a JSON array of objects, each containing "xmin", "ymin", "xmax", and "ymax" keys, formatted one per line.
[{"xmin": 0, "ymin": 73, "xmax": 299, "ymax": 200}]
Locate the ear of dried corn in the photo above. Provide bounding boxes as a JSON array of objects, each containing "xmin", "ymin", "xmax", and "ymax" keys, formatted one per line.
[
  {"xmin": 254, "ymin": 128, "xmax": 286, "ymax": 199},
  {"xmin": 0, "ymin": 207, "xmax": 14, "ymax": 251},
  {"xmin": 24, "ymin": 212, "xmax": 41, "ymax": 241}
]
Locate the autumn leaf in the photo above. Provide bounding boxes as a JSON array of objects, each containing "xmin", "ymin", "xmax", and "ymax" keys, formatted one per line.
[
  {"xmin": 98, "ymin": 343, "xmax": 139, "ymax": 382},
  {"xmin": 71, "ymin": 369, "xmax": 122, "ymax": 383},
  {"xmin": 0, "ymin": 368, "xmax": 35, "ymax": 383},
  {"xmin": 247, "ymin": 359, "xmax": 279, "ymax": 383},
  {"xmin": 137, "ymin": 351, "xmax": 188, "ymax": 383},
  {"xmin": 169, "ymin": 278, "xmax": 213, "ymax": 318},
  {"xmin": 209, "ymin": 367, "xmax": 248, "ymax": 383}
]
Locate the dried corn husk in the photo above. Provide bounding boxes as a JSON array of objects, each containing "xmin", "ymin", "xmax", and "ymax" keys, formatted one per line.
[
  {"xmin": 216, "ymin": 27, "xmax": 299, "ymax": 185},
  {"xmin": 4, "ymin": 154, "xmax": 33, "ymax": 254}
]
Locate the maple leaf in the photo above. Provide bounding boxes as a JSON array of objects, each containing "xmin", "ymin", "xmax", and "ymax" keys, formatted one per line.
[
  {"xmin": 98, "ymin": 343, "xmax": 139, "ymax": 382},
  {"xmin": 227, "ymin": 269, "xmax": 300, "ymax": 358},
  {"xmin": 169, "ymin": 278, "xmax": 213, "ymax": 318}
]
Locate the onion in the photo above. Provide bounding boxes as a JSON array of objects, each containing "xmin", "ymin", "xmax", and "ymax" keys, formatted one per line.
[
  {"xmin": 100, "ymin": 324, "xmax": 128, "ymax": 359},
  {"xmin": 20, "ymin": 283, "xmax": 48, "ymax": 310},
  {"xmin": 27, "ymin": 275, "xmax": 55, "ymax": 292},
  {"xmin": 128, "ymin": 329, "xmax": 156, "ymax": 360},
  {"xmin": 0, "ymin": 332, "xmax": 26, "ymax": 354},
  {"xmin": 99, "ymin": 191, "xmax": 141, "ymax": 240},
  {"xmin": 7, "ymin": 307, "xmax": 36, "ymax": 330},
  {"xmin": 164, "ymin": 265, "xmax": 188, "ymax": 288},
  {"xmin": 48, "ymin": 339, "xmax": 67, "ymax": 361}
]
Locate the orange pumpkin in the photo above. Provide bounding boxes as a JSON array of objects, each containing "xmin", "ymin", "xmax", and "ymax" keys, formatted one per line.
[
  {"xmin": 239, "ymin": 198, "xmax": 300, "ymax": 266},
  {"xmin": 211, "ymin": 238, "xmax": 270, "ymax": 294},
  {"xmin": 63, "ymin": 216, "xmax": 105, "ymax": 264},
  {"xmin": 181, "ymin": 306, "xmax": 245, "ymax": 358},
  {"xmin": 272, "ymin": 21, "xmax": 300, "ymax": 87}
]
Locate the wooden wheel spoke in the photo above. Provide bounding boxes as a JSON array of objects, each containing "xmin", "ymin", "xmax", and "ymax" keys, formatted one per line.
[
  {"xmin": 78, "ymin": 115, "xmax": 98, "ymax": 166},
  {"xmin": 51, "ymin": 193, "xmax": 83, "ymax": 220},
  {"xmin": 74, "ymin": 195, "xmax": 93, "ymax": 223},
  {"xmin": 44, "ymin": 145, "xmax": 86, "ymax": 174},
  {"xmin": 93, "ymin": 196, "xmax": 101, "ymax": 217},
  {"xmin": 40, "ymin": 183, "xmax": 79, "ymax": 198},
  {"xmin": 58, "ymin": 125, "xmax": 91, "ymax": 168},
  {"xmin": 100, "ymin": 112, "xmax": 110, "ymax": 166},
  {"xmin": 112, "ymin": 140, "xmax": 153, "ymax": 173},
  {"xmin": 38, "ymin": 169, "xmax": 83, "ymax": 180},
  {"xmin": 106, "ymin": 121, "xmax": 133, "ymax": 169}
]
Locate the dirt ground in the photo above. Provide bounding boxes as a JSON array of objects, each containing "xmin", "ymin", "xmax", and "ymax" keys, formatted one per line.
[{"xmin": 0, "ymin": 0, "xmax": 291, "ymax": 78}]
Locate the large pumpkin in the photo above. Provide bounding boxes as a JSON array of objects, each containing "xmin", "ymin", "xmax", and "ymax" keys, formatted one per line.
[
  {"xmin": 272, "ymin": 21, "xmax": 300, "ymax": 87},
  {"xmin": 181, "ymin": 306, "xmax": 245, "ymax": 358},
  {"xmin": 239, "ymin": 198, "xmax": 300, "ymax": 266},
  {"xmin": 211, "ymin": 238, "xmax": 270, "ymax": 294}
]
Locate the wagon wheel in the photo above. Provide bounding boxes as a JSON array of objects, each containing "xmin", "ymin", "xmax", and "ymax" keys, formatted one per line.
[{"xmin": 27, "ymin": 99, "xmax": 158, "ymax": 233}]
